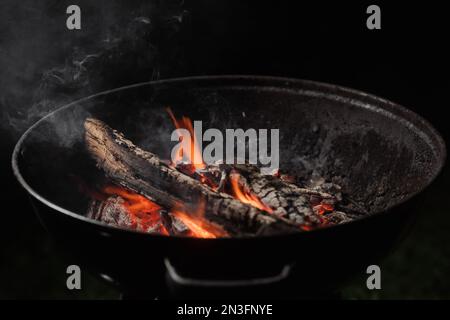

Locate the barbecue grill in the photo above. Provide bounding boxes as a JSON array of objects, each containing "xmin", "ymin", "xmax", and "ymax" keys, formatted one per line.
[{"xmin": 12, "ymin": 76, "xmax": 446, "ymax": 298}]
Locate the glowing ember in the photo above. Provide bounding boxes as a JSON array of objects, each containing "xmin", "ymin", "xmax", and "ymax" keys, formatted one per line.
[
  {"xmin": 313, "ymin": 203, "xmax": 334, "ymax": 215},
  {"xmin": 229, "ymin": 173, "xmax": 273, "ymax": 213}
]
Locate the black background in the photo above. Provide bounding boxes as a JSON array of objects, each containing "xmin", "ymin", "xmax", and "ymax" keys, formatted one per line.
[{"xmin": 0, "ymin": 1, "xmax": 449, "ymax": 299}]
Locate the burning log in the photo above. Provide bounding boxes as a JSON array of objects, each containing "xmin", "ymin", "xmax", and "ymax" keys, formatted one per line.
[
  {"xmin": 84, "ymin": 118, "xmax": 298, "ymax": 235},
  {"xmin": 229, "ymin": 164, "xmax": 339, "ymax": 225},
  {"xmin": 87, "ymin": 188, "xmax": 229, "ymax": 238},
  {"xmin": 201, "ymin": 163, "xmax": 349, "ymax": 227},
  {"xmin": 87, "ymin": 196, "xmax": 166, "ymax": 233}
]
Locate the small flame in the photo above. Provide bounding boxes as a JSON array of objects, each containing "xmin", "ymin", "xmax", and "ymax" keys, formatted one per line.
[
  {"xmin": 171, "ymin": 199, "xmax": 227, "ymax": 239},
  {"xmin": 167, "ymin": 107, "xmax": 205, "ymax": 172},
  {"xmin": 172, "ymin": 211, "xmax": 217, "ymax": 239},
  {"xmin": 229, "ymin": 173, "xmax": 273, "ymax": 213}
]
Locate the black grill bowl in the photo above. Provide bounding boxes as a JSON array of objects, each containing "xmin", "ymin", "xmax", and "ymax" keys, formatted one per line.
[{"xmin": 12, "ymin": 76, "xmax": 446, "ymax": 298}]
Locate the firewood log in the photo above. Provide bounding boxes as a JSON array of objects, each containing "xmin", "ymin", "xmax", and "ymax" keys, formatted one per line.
[{"xmin": 84, "ymin": 118, "xmax": 299, "ymax": 235}]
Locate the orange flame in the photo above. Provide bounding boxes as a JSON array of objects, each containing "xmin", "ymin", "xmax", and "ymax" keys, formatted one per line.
[
  {"xmin": 229, "ymin": 173, "xmax": 273, "ymax": 213},
  {"xmin": 167, "ymin": 107, "xmax": 205, "ymax": 172}
]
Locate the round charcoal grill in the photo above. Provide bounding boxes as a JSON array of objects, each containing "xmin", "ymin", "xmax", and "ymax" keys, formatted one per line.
[{"xmin": 12, "ymin": 76, "xmax": 446, "ymax": 298}]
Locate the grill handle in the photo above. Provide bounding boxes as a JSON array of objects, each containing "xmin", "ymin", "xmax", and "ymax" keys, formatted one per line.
[{"xmin": 164, "ymin": 258, "xmax": 293, "ymax": 288}]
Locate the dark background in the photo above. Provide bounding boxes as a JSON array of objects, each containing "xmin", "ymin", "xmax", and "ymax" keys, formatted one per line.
[{"xmin": 0, "ymin": 1, "xmax": 449, "ymax": 299}]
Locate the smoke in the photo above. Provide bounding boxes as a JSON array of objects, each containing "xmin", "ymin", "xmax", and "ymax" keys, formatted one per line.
[{"xmin": 0, "ymin": 0, "xmax": 189, "ymax": 141}]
